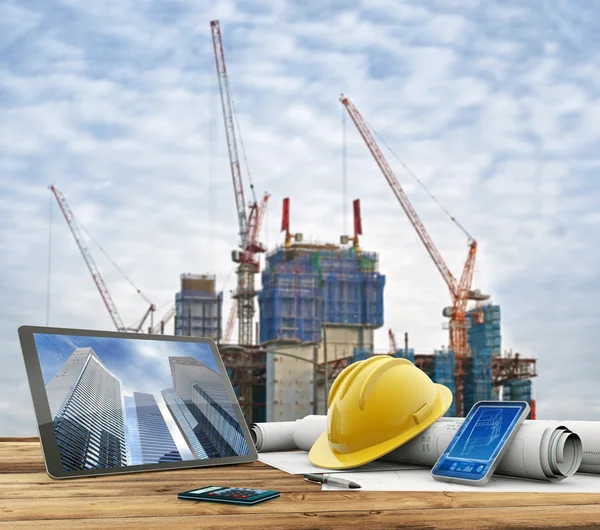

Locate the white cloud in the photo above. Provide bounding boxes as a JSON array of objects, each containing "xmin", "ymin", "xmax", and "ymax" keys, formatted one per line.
[{"xmin": 1, "ymin": 0, "xmax": 600, "ymax": 435}]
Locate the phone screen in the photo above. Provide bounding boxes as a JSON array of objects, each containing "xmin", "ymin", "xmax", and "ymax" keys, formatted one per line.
[{"xmin": 431, "ymin": 401, "xmax": 528, "ymax": 483}]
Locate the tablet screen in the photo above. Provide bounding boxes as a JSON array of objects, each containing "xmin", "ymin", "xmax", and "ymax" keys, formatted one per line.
[{"xmin": 23, "ymin": 328, "xmax": 254, "ymax": 477}]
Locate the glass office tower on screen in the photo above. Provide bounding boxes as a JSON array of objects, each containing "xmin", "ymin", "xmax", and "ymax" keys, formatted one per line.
[
  {"xmin": 45, "ymin": 348, "xmax": 127, "ymax": 471},
  {"xmin": 161, "ymin": 388, "xmax": 209, "ymax": 459},
  {"xmin": 167, "ymin": 356, "xmax": 249, "ymax": 458},
  {"xmin": 133, "ymin": 392, "xmax": 182, "ymax": 464}
]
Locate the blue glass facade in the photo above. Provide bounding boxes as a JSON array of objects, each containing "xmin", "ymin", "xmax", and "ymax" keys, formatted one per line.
[
  {"xmin": 169, "ymin": 356, "xmax": 250, "ymax": 458},
  {"xmin": 45, "ymin": 348, "xmax": 126, "ymax": 472},
  {"xmin": 124, "ymin": 395, "xmax": 143, "ymax": 465},
  {"xmin": 161, "ymin": 388, "xmax": 209, "ymax": 459},
  {"xmin": 133, "ymin": 392, "xmax": 182, "ymax": 464}
]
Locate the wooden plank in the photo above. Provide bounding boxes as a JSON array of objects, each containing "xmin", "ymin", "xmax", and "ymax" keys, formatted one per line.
[
  {"xmin": 1, "ymin": 505, "xmax": 600, "ymax": 529},
  {"xmin": 0, "ymin": 438, "xmax": 38, "ymax": 443},
  {"xmin": 0, "ymin": 478, "xmax": 317, "ymax": 497},
  {"xmin": 2, "ymin": 491, "xmax": 600, "ymax": 521}
]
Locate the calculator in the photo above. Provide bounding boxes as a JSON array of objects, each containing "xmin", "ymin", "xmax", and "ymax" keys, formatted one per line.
[{"xmin": 177, "ymin": 486, "xmax": 280, "ymax": 505}]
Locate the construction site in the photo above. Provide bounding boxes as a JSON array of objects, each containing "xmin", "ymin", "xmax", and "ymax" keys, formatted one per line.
[{"xmin": 47, "ymin": 20, "xmax": 537, "ymax": 426}]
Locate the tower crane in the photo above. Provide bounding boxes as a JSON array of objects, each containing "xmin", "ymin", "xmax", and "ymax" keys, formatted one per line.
[
  {"xmin": 211, "ymin": 20, "xmax": 268, "ymax": 347},
  {"xmin": 223, "ymin": 192, "xmax": 270, "ymax": 344},
  {"xmin": 340, "ymin": 95, "xmax": 489, "ymax": 357},
  {"xmin": 50, "ymin": 185, "xmax": 156, "ymax": 332}
]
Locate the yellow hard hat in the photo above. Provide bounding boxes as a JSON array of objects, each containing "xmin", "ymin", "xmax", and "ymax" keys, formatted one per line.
[{"xmin": 309, "ymin": 355, "xmax": 453, "ymax": 469}]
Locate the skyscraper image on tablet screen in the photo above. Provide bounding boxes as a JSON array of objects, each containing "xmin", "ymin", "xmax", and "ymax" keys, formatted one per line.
[{"xmin": 35, "ymin": 333, "xmax": 250, "ymax": 473}]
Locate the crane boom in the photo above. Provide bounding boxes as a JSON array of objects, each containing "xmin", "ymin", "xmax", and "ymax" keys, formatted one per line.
[
  {"xmin": 210, "ymin": 20, "xmax": 248, "ymax": 248},
  {"xmin": 224, "ymin": 302, "xmax": 237, "ymax": 343},
  {"xmin": 49, "ymin": 185, "xmax": 126, "ymax": 331},
  {"xmin": 340, "ymin": 95, "xmax": 459, "ymax": 299},
  {"xmin": 152, "ymin": 305, "xmax": 176, "ymax": 334}
]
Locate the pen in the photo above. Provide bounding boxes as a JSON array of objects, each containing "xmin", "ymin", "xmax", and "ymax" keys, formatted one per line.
[{"xmin": 303, "ymin": 473, "xmax": 361, "ymax": 489}]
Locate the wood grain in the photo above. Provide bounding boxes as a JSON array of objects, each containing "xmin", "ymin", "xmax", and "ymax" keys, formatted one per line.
[{"xmin": 1, "ymin": 438, "xmax": 599, "ymax": 529}]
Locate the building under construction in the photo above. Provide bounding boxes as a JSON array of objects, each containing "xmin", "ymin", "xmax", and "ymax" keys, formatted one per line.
[
  {"xmin": 256, "ymin": 236, "xmax": 385, "ymax": 421},
  {"xmin": 174, "ymin": 274, "xmax": 223, "ymax": 341}
]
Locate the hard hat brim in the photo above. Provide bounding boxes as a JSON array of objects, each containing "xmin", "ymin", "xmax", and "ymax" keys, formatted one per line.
[{"xmin": 308, "ymin": 383, "xmax": 453, "ymax": 470}]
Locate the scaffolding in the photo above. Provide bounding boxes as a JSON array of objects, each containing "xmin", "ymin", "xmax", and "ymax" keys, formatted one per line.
[
  {"xmin": 175, "ymin": 274, "xmax": 223, "ymax": 341},
  {"xmin": 258, "ymin": 245, "xmax": 385, "ymax": 344},
  {"xmin": 464, "ymin": 348, "xmax": 493, "ymax": 414},
  {"xmin": 395, "ymin": 348, "xmax": 415, "ymax": 363},
  {"xmin": 467, "ymin": 304, "xmax": 501, "ymax": 356},
  {"xmin": 434, "ymin": 349, "xmax": 456, "ymax": 417},
  {"xmin": 219, "ymin": 345, "xmax": 266, "ymax": 424}
]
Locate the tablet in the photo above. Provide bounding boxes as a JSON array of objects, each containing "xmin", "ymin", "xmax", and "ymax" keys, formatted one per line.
[{"xmin": 18, "ymin": 325, "xmax": 258, "ymax": 479}]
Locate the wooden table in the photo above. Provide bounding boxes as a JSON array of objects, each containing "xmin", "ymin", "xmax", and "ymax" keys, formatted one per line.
[{"xmin": 1, "ymin": 438, "xmax": 599, "ymax": 529}]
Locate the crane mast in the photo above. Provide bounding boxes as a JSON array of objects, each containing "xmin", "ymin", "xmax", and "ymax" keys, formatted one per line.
[
  {"xmin": 223, "ymin": 193, "xmax": 270, "ymax": 344},
  {"xmin": 340, "ymin": 95, "xmax": 483, "ymax": 357},
  {"xmin": 49, "ymin": 185, "xmax": 126, "ymax": 332}
]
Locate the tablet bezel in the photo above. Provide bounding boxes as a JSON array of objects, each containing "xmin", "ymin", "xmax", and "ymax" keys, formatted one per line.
[{"xmin": 18, "ymin": 325, "xmax": 258, "ymax": 479}]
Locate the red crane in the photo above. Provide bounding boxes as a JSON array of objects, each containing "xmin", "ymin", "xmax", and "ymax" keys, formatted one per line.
[
  {"xmin": 223, "ymin": 192, "xmax": 270, "ymax": 343},
  {"xmin": 340, "ymin": 95, "xmax": 488, "ymax": 357},
  {"xmin": 211, "ymin": 20, "xmax": 268, "ymax": 346},
  {"xmin": 388, "ymin": 328, "xmax": 397, "ymax": 354},
  {"xmin": 343, "ymin": 198, "xmax": 362, "ymax": 252},
  {"xmin": 50, "ymin": 185, "xmax": 155, "ymax": 332}
]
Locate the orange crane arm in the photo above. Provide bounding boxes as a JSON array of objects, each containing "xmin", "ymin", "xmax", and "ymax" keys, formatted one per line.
[
  {"xmin": 339, "ymin": 95, "xmax": 459, "ymax": 299},
  {"xmin": 50, "ymin": 185, "xmax": 126, "ymax": 331},
  {"xmin": 456, "ymin": 241, "xmax": 478, "ymax": 313}
]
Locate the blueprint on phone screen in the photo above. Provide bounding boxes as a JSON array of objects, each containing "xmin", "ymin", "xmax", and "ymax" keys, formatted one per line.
[{"xmin": 447, "ymin": 406, "xmax": 520, "ymax": 461}]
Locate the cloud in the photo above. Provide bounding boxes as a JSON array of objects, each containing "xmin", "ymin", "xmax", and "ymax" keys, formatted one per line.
[{"xmin": 1, "ymin": 0, "xmax": 600, "ymax": 435}]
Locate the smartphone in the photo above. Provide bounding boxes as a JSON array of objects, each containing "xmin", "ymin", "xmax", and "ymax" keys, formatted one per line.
[
  {"xmin": 177, "ymin": 486, "xmax": 280, "ymax": 505},
  {"xmin": 431, "ymin": 400, "xmax": 530, "ymax": 486}
]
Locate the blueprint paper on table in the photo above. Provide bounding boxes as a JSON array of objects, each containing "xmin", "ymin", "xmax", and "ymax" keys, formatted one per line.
[
  {"xmin": 258, "ymin": 450, "xmax": 421, "ymax": 475},
  {"xmin": 321, "ymin": 469, "xmax": 600, "ymax": 492},
  {"xmin": 251, "ymin": 415, "xmax": 600, "ymax": 481},
  {"xmin": 383, "ymin": 419, "xmax": 582, "ymax": 482}
]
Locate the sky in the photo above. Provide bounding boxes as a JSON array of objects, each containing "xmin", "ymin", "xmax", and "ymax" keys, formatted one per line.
[
  {"xmin": 1, "ymin": 0, "xmax": 600, "ymax": 435},
  {"xmin": 33, "ymin": 332, "xmax": 219, "ymax": 458}
]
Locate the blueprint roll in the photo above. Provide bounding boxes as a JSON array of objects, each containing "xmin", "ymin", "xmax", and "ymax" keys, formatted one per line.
[
  {"xmin": 494, "ymin": 422, "xmax": 582, "ymax": 482},
  {"xmin": 383, "ymin": 419, "xmax": 583, "ymax": 482},
  {"xmin": 293, "ymin": 415, "xmax": 328, "ymax": 452},
  {"xmin": 250, "ymin": 421, "xmax": 297, "ymax": 452},
  {"xmin": 531, "ymin": 420, "xmax": 600, "ymax": 475}
]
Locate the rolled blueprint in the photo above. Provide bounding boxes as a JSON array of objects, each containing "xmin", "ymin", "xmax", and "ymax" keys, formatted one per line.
[
  {"xmin": 250, "ymin": 420, "xmax": 297, "ymax": 452},
  {"xmin": 383, "ymin": 419, "xmax": 582, "ymax": 482},
  {"xmin": 536, "ymin": 421, "xmax": 600, "ymax": 475},
  {"xmin": 251, "ymin": 416, "xmax": 326, "ymax": 452},
  {"xmin": 292, "ymin": 415, "xmax": 328, "ymax": 451},
  {"xmin": 253, "ymin": 415, "xmax": 596, "ymax": 482}
]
